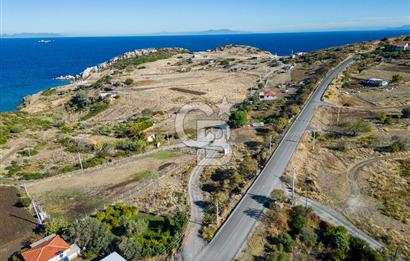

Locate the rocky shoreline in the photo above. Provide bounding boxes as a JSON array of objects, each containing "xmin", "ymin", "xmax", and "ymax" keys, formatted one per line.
[
  {"xmin": 75, "ymin": 47, "xmax": 187, "ymax": 80},
  {"xmin": 17, "ymin": 47, "xmax": 188, "ymax": 111}
]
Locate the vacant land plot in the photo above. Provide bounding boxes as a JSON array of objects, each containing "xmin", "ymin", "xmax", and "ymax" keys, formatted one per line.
[
  {"xmin": 325, "ymin": 60, "xmax": 410, "ymax": 108},
  {"xmin": 285, "ymin": 105, "xmax": 410, "ymax": 254},
  {"xmin": 0, "ymin": 186, "xmax": 36, "ymax": 260},
  {"xmin": 26, "ymin": 150, "xmax": 194, "ymax": 220}
]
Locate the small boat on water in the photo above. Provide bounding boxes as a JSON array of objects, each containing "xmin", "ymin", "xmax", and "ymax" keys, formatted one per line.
[{"xmin": 38, "ymin": 39, "xmax": 54, "ymax": 43}]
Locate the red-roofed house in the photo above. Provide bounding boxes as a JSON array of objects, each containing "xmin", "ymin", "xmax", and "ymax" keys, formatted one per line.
[
  {"xmin": 21, "ymin": 234, "xmax": 80, "ymax": 261},
  {"xmin": 259, "ymin": 90, "xmax": 277, "ymax": 101},
  {"xmin": 388, "ymin": 43, "xmax": 408, "ymax": 51},
  {"xmin": 152, "ymin": 113, "xmax": 162, "ymax": 120}
]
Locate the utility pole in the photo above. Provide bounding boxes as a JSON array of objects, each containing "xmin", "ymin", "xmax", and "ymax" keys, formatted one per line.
[
  {"xmin": 269, "ymin": 135, "xmax": 272, "ymax": 153},
  {"xmin": 337, "ymin": 106, "xmax": 341, "ymax": 126},
  {"xmin": 292, "ymin": 168, "xmax": 296, "ymax": 204},
  {"xmin": 166, "ymin": 132, "xmax": 170, "ymax": 146},
  {"xmin": 312, "ymin": 130, "xmax": 316, "ymax": 149},
  {"xmin": 305, "ymin": 194, "xmax": 308, "ymax": 208},
  {"xmin": 24, "ymin": 184, "xmax": 42, "ymax": 225},
  {"xmin": 215, "ymin": 199, "xmax": 219, "ymax": 226},
  {"xmin": 77, "ymin": 152, "xmax": 84, "ymax": 174}
]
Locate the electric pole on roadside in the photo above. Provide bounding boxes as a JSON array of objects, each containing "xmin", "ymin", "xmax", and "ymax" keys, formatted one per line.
[
  {"xmin": 215, "ymin": 199, "xmax": 219, "ymax": 226},
  {"xmin": 269, "ymin": 135, "xmax": 272, "ymax": 153},
  {"xmin": 312, "ymin": 130, "xmax": 316, "ymax": 149},
  {"xmin": 337, "ymin": 106, "xmax": 341, "ymax": 126},
  {"xmin": 77, "ymin": 152, "xmax": 84, "ymax": 174},
  {"xmin": 24, "ymin": 184, "xmax": 42, "ymax": 225},
  {"xmin": 292, "ymin": 168, "xmax": 295, "ymax": 204}
]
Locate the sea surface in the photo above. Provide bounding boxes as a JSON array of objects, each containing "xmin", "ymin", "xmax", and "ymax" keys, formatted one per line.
[{"xmin": 1, "ymin": 30, "xmax": 409, "ymax": 112}]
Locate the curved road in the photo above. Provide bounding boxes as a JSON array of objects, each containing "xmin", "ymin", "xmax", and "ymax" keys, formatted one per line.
[{"xmin": 195, "ymin": 56, "xmax": 382, "ymax": 261}]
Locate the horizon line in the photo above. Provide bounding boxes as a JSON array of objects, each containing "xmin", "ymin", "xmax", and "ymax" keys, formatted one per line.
[{"xmin": 2, "ymin": 26, "xmax": 410, "ymax": 38}]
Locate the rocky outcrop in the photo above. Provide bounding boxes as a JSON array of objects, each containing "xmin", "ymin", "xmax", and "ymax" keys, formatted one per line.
[
  {"xmin": 55, "ymin": 75, "xmax": 75, "ymax": 81},
  {"xmin": 76, "ymin": 47, "xmax": 187, "ymax": 80}
]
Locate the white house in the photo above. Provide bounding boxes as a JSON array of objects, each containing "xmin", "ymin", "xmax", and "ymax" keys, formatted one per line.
[
  {"xmin": 364, "ymin": 78, "xmax": 388, "ymax": 87},
  {"xmin": 101, "ymin": 252, "xmax": 127, "ymax": 261},
  {"xmin": 144, "ymin": 131, "xmax": 156, "ymax": 143},
  {"xmin": 259, "ymin": 90, "xmax": 278, "ymax": 101},
  {"xmin": 21, "ymin": 234, "xmax": 80, "ymax": 261}
]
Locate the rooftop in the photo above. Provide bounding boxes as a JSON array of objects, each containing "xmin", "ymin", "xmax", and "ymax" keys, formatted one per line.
[{"xmin": 21, "ymin": 235, "xmax": 70, "ymax": 261}]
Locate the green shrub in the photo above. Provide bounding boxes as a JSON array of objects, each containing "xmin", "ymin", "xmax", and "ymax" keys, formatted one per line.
[
  {"xmin": 67, "ymin": 217, "xmax": 113, "ymax": 256},
  {"xmin": 111, "ymin": 49, "xmax": 184, "ymax": 70},
  {"xmin": 323, "ymin": 226, "xmax": 350, "ymax": 255},
  {"xmin": 116, "ymin": 236, "xmax": 142, "ymax": 260},
  {"xmin": 17, "ymin": 147, "xmax": 39, "ymax": 157},
  {"xmin": 20, "ymin": 197, "xmax": 31, "ymax": 207},
  {"xmin": 378, "ymin": 112, "xmax": 391, "ymax": 125},
  {"xmin": 276, "ymin": 232, "xmax": 296, "ymax": 252},
  {"xmin": 401, "ymin": 107, "xmax": 410, "ymax": 118},
  {"xmin": 124, "ymin": 78, "xmax": 134, "ymax": 85},
  {"xmin": 398, "ymin": 159, "xmax": 410, "ymax": 177},
  {"xmin": 348, "ymin": 236, "xmax": 383, "ymax": 261},
  {"xmin": 228, "ymin": 110, "xmax": 248, "ymax": 128},
  {"xmin": 288, "ymin": 205, "xmax": 312, "ymax": 234},
  {"xmin": 42, "ymin": 88, "xmax": 57, "ymax": 96},
  {"xmin": 337, "ymin": 144, "xmax": 349, "ymax": 152},
  {"xmin": 349, "ymin": 119, "xmax": 372, "ymax": 136},
  {"xmin": 45, "ymin": 217, "xmax": 69, "ymax": 235},
  {"xmin": 81, "ymin": 101, "xmax": 110, "ymax": 121},
  {"xmin": 299, "ymin": 226, "xmax": 318, "ymax": 247},
  {"xmin": 239, "ymin": 156, "xmax": 258, "ymax": 178},
  {"xmin": 270, "ymin": 189, "xmax": 285, "ymax": 203},
  {"xmin": 67, "ymin": 90, "xmax": 90, "ymax": 111},
  {"xmin": 96, "ymin": 204, "xmax": 138, "ymax": 229},
  {"xmin": 390, "ymin": 142, "xmax": 401, "ymax": 153},
  {"xmin": 81, "ymin": 156, "xmax": 108, "ymax": 169},
  {"xmin": 392, "ymin": 74, "xmax": 404, "ymax": 83}
]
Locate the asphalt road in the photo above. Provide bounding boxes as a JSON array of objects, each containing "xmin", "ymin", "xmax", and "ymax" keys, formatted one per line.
[
  {"xmin": 196, "ymin": 57, "xmax": 360, "ymax": 261},
  {"xmin": 180, "ymin": 153, "xmax": 214, "ymax": 260}
]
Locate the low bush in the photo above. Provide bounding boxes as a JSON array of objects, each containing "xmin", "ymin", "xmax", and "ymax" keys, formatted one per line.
[{"xmin": 124, "ymin": 78, "xmax": 134, "ymax": 85}]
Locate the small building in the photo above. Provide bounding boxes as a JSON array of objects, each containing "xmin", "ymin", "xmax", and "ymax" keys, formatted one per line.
[
  {"xmin": 364, "ymin": 78, "xmax": 388, "ymax": 87},
  {"xmin": 101, "ymin": 252, "xmax": 127, "ymax": 261},
  {"xmin": 151, "ymin": 113, "xmax": 162, "ymax": 120},
  {"xmin": 387, "ymin": 43, "xmax": 408, "ymax": 51},
  {"xmin": 251, "ymin": 121, "xmax": 265, "ymax": 127},
  {"xmin": 21, "ymin": 234, "xmax": 80, "ymax": 261},
  {"xmin": 259, "ymin": 90, "xmax": 277, "ymax": 101},
  {"xmin": 144, "ymin": 131, "xmax": 156, "ymax": 143},
  {"xmin": 98, "ymin": 92, "xmax": 118, "ymax": 101}
]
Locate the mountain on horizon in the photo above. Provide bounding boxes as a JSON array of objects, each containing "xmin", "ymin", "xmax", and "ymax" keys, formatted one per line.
[
  {"xmin": 383, "ymin": 24, "xmax": 410, "ymax": 31},
  {"xmin": 1, "ymin": 33, "xmax": 63, "ymax": 38},
  {"xmin": 149, "ymin": 29, "xmax": 248, "ymax": 36}
]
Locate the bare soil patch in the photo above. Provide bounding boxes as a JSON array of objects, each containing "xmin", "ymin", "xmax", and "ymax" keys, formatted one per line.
[{"xmin": 0, "ymin": 186, "xmax": 36, "ymax": 260}]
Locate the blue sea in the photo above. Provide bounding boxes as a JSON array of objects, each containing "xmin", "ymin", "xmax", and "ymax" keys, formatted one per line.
[{"xmin": 1, "ymin": 30, "xmax": 409, "ymax": 112}]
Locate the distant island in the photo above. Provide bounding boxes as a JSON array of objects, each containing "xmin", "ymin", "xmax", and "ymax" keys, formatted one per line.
[
  {"xmin": 150, "ymin": 29, "xmax": 248, "ymax": 36},
  {"xmin": 2, "ymin": 26, "xmax": 409, "ymax": 38},
  {"xmin": 1, "ymin": 33, "xmax": 62, "ymax": 38}
]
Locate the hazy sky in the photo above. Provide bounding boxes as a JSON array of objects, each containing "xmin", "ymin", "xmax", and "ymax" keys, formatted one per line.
[{"xmin": 2, "ymin": 0, "xmax": 409, "ymax": 35}]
